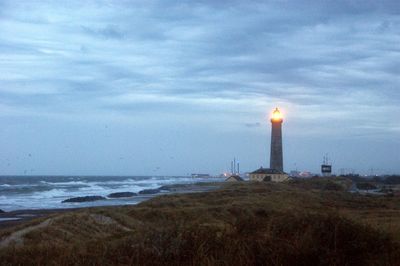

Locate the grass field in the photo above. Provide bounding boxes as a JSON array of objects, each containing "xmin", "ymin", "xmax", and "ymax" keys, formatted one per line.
[{"xmin": 1, "ymin": 178, "xmax": 400, "ymax": 265}]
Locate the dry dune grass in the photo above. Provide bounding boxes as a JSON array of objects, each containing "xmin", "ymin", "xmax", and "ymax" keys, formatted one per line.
[{"xmin": 1, "ymin": 179, "xmax": 400, "ymax": 265}]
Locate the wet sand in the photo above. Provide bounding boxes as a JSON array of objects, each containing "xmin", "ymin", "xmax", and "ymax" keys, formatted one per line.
[{"xmin": 0, "ymin": 208, "xmax": 77, "ymax": 229}]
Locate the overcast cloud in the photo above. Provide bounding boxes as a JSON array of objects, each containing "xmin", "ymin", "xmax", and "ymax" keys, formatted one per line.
[{"xmin": 0, "ymin": 0, "xmax": 399, "ymax": 175}]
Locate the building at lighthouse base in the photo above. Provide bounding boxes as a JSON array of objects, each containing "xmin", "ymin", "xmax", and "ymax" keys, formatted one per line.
[{"xmin": 249, "ymin": 167, "xmax": 289, "ymax": 182}]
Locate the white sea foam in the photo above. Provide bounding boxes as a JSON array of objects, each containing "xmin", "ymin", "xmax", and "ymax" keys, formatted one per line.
[
  {"xmin": 31, "ymin": 189, "xmax": 68, "ymax": 199},
  {"xmin": 0, "ymin": 218, "xmax": 21, "ymax": 222}
]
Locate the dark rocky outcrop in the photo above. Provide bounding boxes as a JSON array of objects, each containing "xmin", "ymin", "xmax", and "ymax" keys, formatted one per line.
[
  {"xmin": 138, "ymin": 188, "xmax": 160, "ymax": 195},
  {"xmin": 107, "ymin": 192, "xmax": 137, "ymax": 198},
  {"xmin": 0, "ymin": 209, "xmax": 5, "ymax": 213},
  {"xmin": 159, "ymin": 184, "xmax": 190, "ymax": 191},
  {"xmin": 62, "ymin": 196, "xmax": 106, "ymax": 203}
]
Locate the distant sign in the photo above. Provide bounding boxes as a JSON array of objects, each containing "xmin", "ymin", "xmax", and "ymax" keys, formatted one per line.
[{"xmin": 321, "ymin": 165, "xmax": 332, "ymax": 173}]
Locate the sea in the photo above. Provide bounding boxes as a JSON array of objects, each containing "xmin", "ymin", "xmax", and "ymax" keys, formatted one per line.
[{"xmin": 0, "ymin": 175, "xmax": 223, "ymax": 211}]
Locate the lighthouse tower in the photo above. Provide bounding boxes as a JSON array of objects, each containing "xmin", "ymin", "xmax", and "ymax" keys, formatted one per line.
[{"xmin": 270, "ymin": 108, "xmax": 284, "ymax": 172}]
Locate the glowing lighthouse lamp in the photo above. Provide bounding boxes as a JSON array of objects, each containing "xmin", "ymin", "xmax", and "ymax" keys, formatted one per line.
[{"xmin": 271, "ymin": 107, "xmax": 283, "ymax": 122}]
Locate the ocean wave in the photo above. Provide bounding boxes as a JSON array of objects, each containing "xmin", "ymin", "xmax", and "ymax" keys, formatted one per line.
[
  {"xmin": 40, "ymin": 180, "xmax": 89, "ymax": 186},
  {"xmin": 0, "ymin": 185, "xmax": 53, "ymax": 194},
  {"xmin": 31, "ymin": 188, "xmax": 70, "ymax": 199},
  {"xmin": 0, "ymin": 183, "xmax": 43, "ymax": 188}
]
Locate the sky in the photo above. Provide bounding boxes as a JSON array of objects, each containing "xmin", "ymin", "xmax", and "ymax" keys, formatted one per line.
[{"xmin": 0, "ymin": 0, "xmax": 399, "ymax": 176}]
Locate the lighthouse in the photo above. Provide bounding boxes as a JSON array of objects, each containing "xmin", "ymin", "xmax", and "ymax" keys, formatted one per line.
[
  {"xmin": 270, "ymin": 108, "xmax": 283, "ymax": 172},
  {"xmin": 248, "ymin": 107, "xmax": 288, "ymax": 182}
]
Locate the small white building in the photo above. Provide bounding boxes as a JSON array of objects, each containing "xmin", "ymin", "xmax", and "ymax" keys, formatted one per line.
[{"xmin": 249, "ymin": 167, "xmax": 289, "ymax": 182}]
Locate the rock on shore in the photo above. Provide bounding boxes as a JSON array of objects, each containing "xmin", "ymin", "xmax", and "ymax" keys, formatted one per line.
[
  {"xmin": 107, "ymin": 192, "xmax": 137, "ymax": 198},
  {"xmin": 0, "ymin": 209, "xmax": 4, "ymax": 213},
  {"xmin": 62, "ymin": 196, "xmax": 106, "ymax": 203},
  {"xmin": 138, "ymin": 188, "xmax": 160, "ymax": 195}
]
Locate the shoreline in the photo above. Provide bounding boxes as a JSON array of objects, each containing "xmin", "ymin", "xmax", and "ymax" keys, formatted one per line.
[
  {"xmin": 0, "ymin": 182, "xmax": 222, "ymax": 229},
  {"xmin": 0, "ymin": 208, "xmax": 80, "ymax": 229}
]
